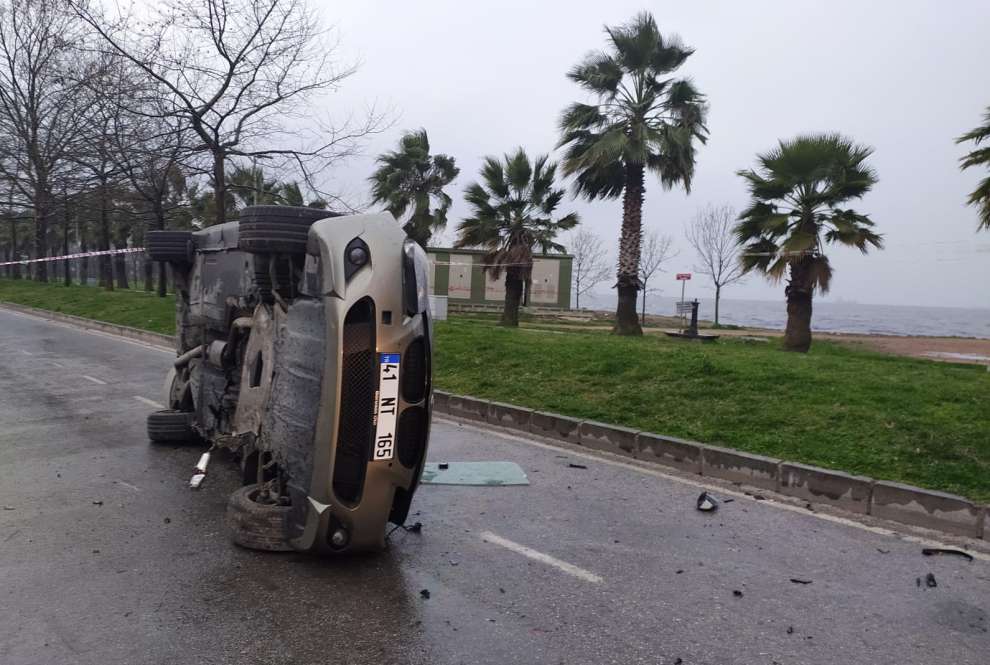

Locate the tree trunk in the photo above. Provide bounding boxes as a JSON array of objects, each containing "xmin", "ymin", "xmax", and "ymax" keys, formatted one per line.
[
  {"xmin": 154, "ymin": 208, "xmax": 167, "ymax": 296},
  {"xmin": 79, "ymin": 221, "xmax": 88, "ymax": 286},
  {"xmin": 614, "ymin": 162, "xmax": 644, "ymax": 335},
  {"xmin": 99, "ymin": 180, "xmax": 114, "ymax": 291},
  {"xmin": 114, "ymin": 227, "xmax": 130, "ymax": 290},
  {"xmin": 213, "ymin": 152, "xmax": 227, "ymax": 226},
  {"xmin": 62, "ymin": 210, "xmax": 71, "ymax": 286},
  {"xmin": 501, "ymin": 273, "xmax": 523, "ymax": 327},
  {"xmin": 9, "ymin": 218, "xmax": 19, "ymax": 279},
  {"xmin": 714, "ymin": 284, "xmax": 721, "ymax": 328},
  {"xmin": 783, "ymin": 259, "xmax": 814, "ymax": 352},
  {"xmin": 33, "ymin": 196, "xmax": 49, "ymax": 283},
  {"xmin": 640, "ymin": 278, "xmax": 647, "ymax": 326}
]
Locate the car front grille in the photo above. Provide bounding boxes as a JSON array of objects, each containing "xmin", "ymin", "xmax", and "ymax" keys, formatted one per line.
[
  {"xmin": 396, "ymin": 406, "xmax": 427, "ymax": 469},
  {"xmin": 401, "ymin": 337, "xmax": 427, "ymax": 403},
  {"xmin": 332, "ymin": 298, "xmax": 375, "ymax": 505}
]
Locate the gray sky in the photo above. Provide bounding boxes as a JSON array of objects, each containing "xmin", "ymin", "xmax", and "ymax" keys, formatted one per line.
[{"xmin": 319, "ymin": 0, "xmax": 990, "ymax": 309}]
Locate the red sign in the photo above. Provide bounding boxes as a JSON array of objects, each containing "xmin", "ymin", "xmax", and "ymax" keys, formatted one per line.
[{"xmin": 676, "ymin": 273, "xmax": 692, "ymax": 281}]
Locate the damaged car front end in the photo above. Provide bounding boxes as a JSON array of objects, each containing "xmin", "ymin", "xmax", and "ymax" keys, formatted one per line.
[{"xmin": 147, "ymin": 208, "xmax": 433, "ymax": 554}]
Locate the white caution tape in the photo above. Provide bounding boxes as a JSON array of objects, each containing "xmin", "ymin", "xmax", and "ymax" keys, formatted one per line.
[{"xmin": 0, "ymin": 247, "xmax": 146, "ymax": 267}]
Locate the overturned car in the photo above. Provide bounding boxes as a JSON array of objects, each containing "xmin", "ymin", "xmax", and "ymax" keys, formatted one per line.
[{"xmin": 145, "ymin": 206, "xmax": 433, "ymax": 554}]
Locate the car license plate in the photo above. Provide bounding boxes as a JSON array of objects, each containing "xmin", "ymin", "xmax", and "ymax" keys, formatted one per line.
[{"xmin": 373, "ymin": 353, "xmax": 400, "ymax": 460}]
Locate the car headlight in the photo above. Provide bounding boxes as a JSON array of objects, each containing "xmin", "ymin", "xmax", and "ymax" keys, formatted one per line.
[{"xmin": 403, "ymin": 239, "xmax": 430, "ymax": 316}]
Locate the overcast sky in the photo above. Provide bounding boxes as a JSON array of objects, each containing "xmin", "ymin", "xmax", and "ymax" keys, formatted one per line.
[{"xmin": 317, "ymin": 0, "xmax": 989, "ymax": 309}]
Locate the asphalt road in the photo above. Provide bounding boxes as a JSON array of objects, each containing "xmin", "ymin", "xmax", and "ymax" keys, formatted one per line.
[{"xmin": 1, "ymin": 308, "xmax": 988, "ymax": 665}]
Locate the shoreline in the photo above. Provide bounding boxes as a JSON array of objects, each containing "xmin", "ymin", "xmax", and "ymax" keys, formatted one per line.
[{"xmin": 558, "ymin": 310, "xmax": 990, "ymax": 365}]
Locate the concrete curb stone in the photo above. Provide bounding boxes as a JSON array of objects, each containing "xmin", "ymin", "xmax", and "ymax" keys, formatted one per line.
[
  {"xmin": 701, "ymin": 445, "xmax": 780, "ymax": 492},
  {"xmin": 487, "ymin": 401, "xmax": 533, "ymax": 432},
  {"xmin": 446, "ymin": 394, "xmax": 488, "ymax": 422},
  {"xmin": 530, "ymin": 411, "xmax": 582, "ymax": 443},
  {"xmin": 779, "ymin": 462, "xmax": 874, "ymax": 514},
  {"xmin": 637, "ymin": 433, "xmax": 702, "ymax": 474},
  {"xmin": 432, "ymin": 390, "xmax": 450, "ymax": 414},
  {"xmin": 870, "ymin": 480, "xmax": 982, "ymax": 538},
  {"xmin": 579, "ymin": 420, "xmax": 638, "ymax": 455}
]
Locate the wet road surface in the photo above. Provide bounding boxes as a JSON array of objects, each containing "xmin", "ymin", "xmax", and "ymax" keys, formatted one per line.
[{"xmin": 1, "ymin": 308, "xmax": 988, "ymax": 665}]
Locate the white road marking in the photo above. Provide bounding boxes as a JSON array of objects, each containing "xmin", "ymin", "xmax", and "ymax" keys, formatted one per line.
[
  {"xmin": 441, "ymin": 417, "xmax": 990, "ymax": 563},
  {"xmin": 133, "ymin": 396, "xmax": 165, "ymax": 409},
  {"xmin": 81, "ymin": 375, "xmax": 107, "ymax": 385},
  {"xmin": 480, "ymin": 531, "xmax": 603, "ymax": 584},
  {"xmin": 115, "ymin": 480, "xmax": 141, "ymax": 493}
]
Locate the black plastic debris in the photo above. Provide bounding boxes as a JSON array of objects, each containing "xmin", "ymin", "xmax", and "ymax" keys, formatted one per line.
[
  {"xmin": 925, "ymin": 573, "xmax": 938, "ymax": 588},
  {"xmin": 419, "ymin": 589, "xmax": 431, "ymax": 599},
  {"xmin": 733, "ymin": 590, "xmax": 744, "ymax": 597},
  {"xmin": 405, "ymin": 522, "xmax": 423, "ymax": 534},
  {"xmin": 92, "ymin": 500, "xmax": 103, "ymax": 506},
  {"xmin": 568, "ymin": 463, "xmax": 588, "ymax": 470},
  {"xmin": 697, "ymin": 492, "xmax": 719, "ymax": 513},
  {"xmin": 723, "ymin": 498, "xmax": 735, "ymax": 504},
  {"xmin": 790, "ymin": 578, "xmax": 813, "ymax": 585},
  {"xmin": 786, "ymin": 626, "xmax": 794, "ymax": 635},
  {"xmin": 922, "ymin": 548, "xmax": 974, "ymax": 562},
  {"xmin": 438, "ymin": 463, "xmax": 449, "ymax": 470},
  {"xmin": 876, "ymin": 548, "xmax": 890, "ymax": 554}
]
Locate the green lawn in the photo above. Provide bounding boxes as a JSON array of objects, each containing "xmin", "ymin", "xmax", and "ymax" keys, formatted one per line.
[
  {"xmin": 4, "ymin": 278, "xmax": 988, "ymax": 501},
  {"xmin": 0, "ymin": 279, "xmax": 176, "ymax": 335},
  {"xmin": 433, "ymin": 318, "xmax": 990, "ymax": 502}
]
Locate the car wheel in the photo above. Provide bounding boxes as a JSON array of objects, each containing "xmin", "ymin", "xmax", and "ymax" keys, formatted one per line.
[
  {"xmin": 238, "ymin": 205, "xmax": 337, "ymax": 255},
  {"xmin": 146, "ymin": 409, "xmax": 196, "ymax": 443},
  {"xmin": 226, "ymin": 484, "xmax": 294, "ymax": 552},
  {"xmin": 146, "ymin": 230, "xmax": 193, "ymax": 264}
]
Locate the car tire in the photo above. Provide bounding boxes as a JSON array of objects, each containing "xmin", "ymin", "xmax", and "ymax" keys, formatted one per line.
[
  {"xmin": 147, "ymin": 409, "xmax": 196, "ymax": 443},
  {"xmin": 146, "ymin": 231, "xmax": 193, "ymax": 264},
  {"xmin": 253, "ymin": 256, "xmax": 294, "ymax": 303},
  {"xmin": 226, "ymin": 484, "xmax": 294, "ymax": 552},
  {"xmin": 238, "ymin": 205, "xmax": 337, "ymax": 255}
]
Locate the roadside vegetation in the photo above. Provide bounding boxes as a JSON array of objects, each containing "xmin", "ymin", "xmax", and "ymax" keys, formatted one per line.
[
  {"xmin": 0, "ymin": 279, "xmax": 174, "ymax": 334},
  {"xmin": 3, "ymin": 279, "xmax": 987, "ymax": 502}
]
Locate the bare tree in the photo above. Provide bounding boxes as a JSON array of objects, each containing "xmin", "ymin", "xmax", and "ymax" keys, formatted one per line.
[
  {"xmin": 109, "ymin": 94, "xmax": 192, "ymax": 296},
  {"xmin": 639, "ymin": 229, "xmax": 677, "ymax": 325},
  {"xmin": 73, "ymin": 0, "xmax": 383, "ymax": 225},
  {"xmin": 568, "ymin": 228, "xmax": 611, "ymax": 309},
  {"xmin": 685, "ymin": 203, "xmax": 746, "ymax": 327},
  {"xmin": 0, "ymin": 0, "xmax": 94, "ymax": 281}
]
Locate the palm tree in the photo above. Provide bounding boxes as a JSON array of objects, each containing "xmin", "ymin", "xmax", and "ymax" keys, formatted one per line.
[
  {"xmin": 455, "ymin": 149, "xmax": 579, "ymax": 327},
  {"xmin": 735, "ymin": 134, "xmax": 882, "ymax": 352},
  {"xmin": 369, "ymin": 129, "xmax": 459, "ymax": 248},
  {"xmin": 957, "ymin": 105, "xmax": 990, "ymax": 231},
  {"xmin": 558, "ymin": 12, "xmax": 708, "ymax": 335}
]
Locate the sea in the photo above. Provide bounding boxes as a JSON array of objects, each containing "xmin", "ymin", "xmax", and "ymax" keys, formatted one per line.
[{"xmin": 577, "ymin": 293, "xmax": 990, "ymax": 339}]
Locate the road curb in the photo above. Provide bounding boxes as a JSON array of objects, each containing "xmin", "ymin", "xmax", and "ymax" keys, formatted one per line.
[
  {"xmin": 870, "ymin": 480, "xmax": 983, "ymax": 538},
  {"xmin": 0, "ymin": 301, "xmax": 174, "ymax": 348},
  {"xmin": 432, "ymin": 389, "xmax": 986, "ymax": 541}
]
